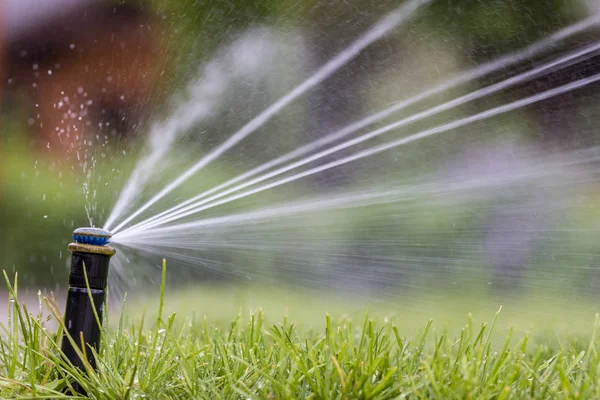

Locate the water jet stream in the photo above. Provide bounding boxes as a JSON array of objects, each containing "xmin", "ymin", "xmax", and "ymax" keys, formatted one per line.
[
  {"xmin": 107, "ymin": 0, "xmax": 431, "ymax": 233},
  {"xmin": 115, "ymin": 72, "xmax": 600, "ymax": 237},
  {"xmin": 113, "ymin": 149, "xmax": 597, "ymax": 244},
  {"xmin": 120, "ymin": 44, "xmax": 600, "ymax": 233},
  {"xmin": 116, "ymin": 15, "xmax": 600, "ymax": 233},
  {"xmin": 102, "ymin": 29, "xmax": 284, "ymax": 230}
]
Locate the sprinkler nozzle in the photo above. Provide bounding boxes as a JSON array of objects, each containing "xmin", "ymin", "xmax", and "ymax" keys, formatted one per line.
[
  {"xmin": 61, "ymin": 227, "xmax": 115, "ymax": 394},
  {"xmin": 73, "ymin": 227, "xmax": 112, "ymax": 246}
]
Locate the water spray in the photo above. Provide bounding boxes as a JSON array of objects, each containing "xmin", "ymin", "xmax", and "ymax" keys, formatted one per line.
[{"xmin": 61, "ymin": 227, "xmax": 114, "ymax": 393}]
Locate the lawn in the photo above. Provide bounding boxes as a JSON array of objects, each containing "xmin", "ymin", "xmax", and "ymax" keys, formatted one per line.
[{"xmin": 2, "ymin": 262, "xmax": 600, "ymax": 399}]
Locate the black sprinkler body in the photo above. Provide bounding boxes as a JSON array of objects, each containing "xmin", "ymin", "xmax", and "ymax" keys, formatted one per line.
[{"xmin": 62, "ymin": 227, "xmax": 115, "ymax": 392}]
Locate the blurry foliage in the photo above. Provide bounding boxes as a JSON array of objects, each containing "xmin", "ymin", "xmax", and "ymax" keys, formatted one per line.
[
  {"xmin": 425, "ymin": 0, "xmax": 586, "ymax": 59},
  {"xmin": 146, "ymin": 0, "xmax": 306, "ymax": 84},
  {"xmin": 1, "ymin": 123, "xmax": 86, "ymax": 287}
]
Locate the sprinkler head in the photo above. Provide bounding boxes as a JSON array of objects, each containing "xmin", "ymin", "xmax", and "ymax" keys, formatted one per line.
[
  {"xmin": 61, "ymin": 227, "xmax": 116, "ymax": 394},
  {"xmin": 67, "ymin": 228, "xmax": 115, "ymax": 289}
]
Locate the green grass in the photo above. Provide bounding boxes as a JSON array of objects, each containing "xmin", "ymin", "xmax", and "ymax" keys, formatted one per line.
[
  {"xmin": 2, "ymin": 264, "xmax": 600, "ymax": 399},
  {"xmin": 130, "ymin": 282, "xmax": 600, "ymax": 344}
]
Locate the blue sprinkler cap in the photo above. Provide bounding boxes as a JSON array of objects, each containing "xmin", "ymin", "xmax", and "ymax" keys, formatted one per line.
[{"xmin": 73, "ymin": 227, "xmax": 112, "ymax": 246}]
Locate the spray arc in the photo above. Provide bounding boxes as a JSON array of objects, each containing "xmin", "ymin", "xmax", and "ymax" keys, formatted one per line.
[{"xmin": 61, "ymin": 227, "xmax": 114, "ymax": 391}]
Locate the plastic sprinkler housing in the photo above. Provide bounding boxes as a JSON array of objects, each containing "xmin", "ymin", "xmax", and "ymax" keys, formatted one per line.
[{"xmin": 61, "ymin": 227, "xmax": 115, "ymax": 392}]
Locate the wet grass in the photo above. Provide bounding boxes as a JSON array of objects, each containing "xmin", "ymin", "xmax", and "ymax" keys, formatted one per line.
[{"xmin": 2, "ymin": 263, "xmax": 600, "ymax": 399}]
